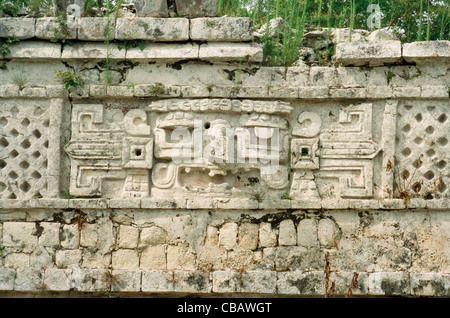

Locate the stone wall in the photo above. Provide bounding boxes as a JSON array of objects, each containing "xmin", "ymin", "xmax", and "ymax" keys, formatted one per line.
[{"xmin": 0, "ymin": 11, "xmax": 449, "ymax": 297}]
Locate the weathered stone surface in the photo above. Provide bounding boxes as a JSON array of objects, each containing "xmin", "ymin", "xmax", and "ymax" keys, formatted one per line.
[
  {"xmin": 411, "ymin": 273, "xmax": 450, "ymax": 296},
  {"xmin": 0, "ymin": 18, "xmax": 35, "ymax": 39},
  {"xmin": 115, "ymin": 17, "xmax": 189, "ymax": 41},
  {"xmin": 140, "ymin": 246, "xmax": 167, "ymax": 270},
  {"xmin": 167, "ymin": 244, "xmax": 197, "ymax": 270},
  {"xmin": 297, "ymin": 218, "xmax": 319, "ymax": 247},
  {"xmin": 3, "ymin": 41, "xmax": 61, "ymax": 60},
  {"xmin": 142, "ymin": 270, "xmax": 174, "ymax": 292},
  {"xmin": 278, "ymin": 219, "xmax": 297, "ymax": 246},
  {"xmin": 241, "ymin": 270, "xmax": 277, "ymax": 294},
  {"xmin": 126, "ymin": 43, "xmax": 199, "ymax": 62},
  {"xmin": 55, "ymin": 249, "xmax": 82, "ymax": 267},
  {"xmin": 62, "ymin": 43, "xmax": 125, "ymax": 60},
  {"xmin": 238, "ymin": 222, "xmax": 259, "ymax": 250},
  {"xmin": 317, "ymin": 218, "xmax": 341, "ymax": 248},
  {"xmin": 403, "ymin": 40, "xmax": 450, "ymax": 63},
  {"xmin": 259, "ymin": 223, "xmax": 278, "ymax": 248},
  {"xmin": 212, "ymin": 271, "xmax": 241, "ymax": 293},
  {"xmin": 277, "ymin": 271, "xmax": 325, "ymax": 295},
  {"xmin": 368, "ymin": 272, "xmax": 410, "ymax": 296},
  {"xmin": 35, "ymin": 17, "xmax": 77, "ymax": 40},
  {"xmin": 190, "ymin": 17, "xmax": 253, "ymax": 42},
  {"xmin": 118, "ymin": 225, "xmax": 139, "ymax": 249},
  {"xmin": 111, "ymin": 270, "xmax": 142, "ymax": 292},
  {"xmin": 199, "ymin": 42, "xmax": 263, "ymax": 63},
  {"xmin": 43, "ymin": 269, "xmax": 71, "ymax": 291},
  {"xmin": 173, "ymin": 271, "xmax": 211, "ymax": 293},
  {"xmin": 175, "ymin": 0, "xmax": 218, "ymax": 18},
  {"xmin": 335, "ymin": 41, "xmax": 402, "ymax": 66},
  {"xmin": 367, "ymin": 29, "xmax": 399, "ymax": 41},
  {"xmin": 112, "ymin": 249, "xmax": 140, "ymax": 270},
  {"xmin": 139, "ymin": 226, "xmax": 168, "ymax": 247},
  {"xmin": 3, "ymin": 222, "xmax": 38, "ymax": 248},
  {"xmin": 78, "ymin": 18, "xmax": 115, "ymax": 41},
  {"xmin": 134, "ymin": 0, "xmax": 169, "ymax": 17},
  {"xmin": 0, "ymin": 269, "xmax": 15, "ymax": 290},
  {"xmin": 219, "ymin": 223, "xmax": 238, "ymax": 249}
]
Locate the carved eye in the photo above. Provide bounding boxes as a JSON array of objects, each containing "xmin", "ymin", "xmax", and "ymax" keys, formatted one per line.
[
  {"xmin": 204, "ymin": 122, "xmax": 211, "ymax": 129},
  {"xmin": 134, "ymin": 148, "xmax": 142, "ymax": 157},
  {"xmin": 301, "ymin": 148, "xmax": 309, "ymax": 157}
]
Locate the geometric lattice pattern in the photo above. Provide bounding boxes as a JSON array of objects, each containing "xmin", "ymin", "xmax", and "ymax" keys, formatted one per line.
[
  {"xmin": 396, "ymin": 101, "xmax": 449, "ymax": 199},
  {"xmin": 0, "ymin": 102, "xmax": 50, "ymax": 200}
]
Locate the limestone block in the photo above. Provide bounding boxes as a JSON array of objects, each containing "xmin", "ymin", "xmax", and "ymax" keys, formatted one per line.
[
  {"xmin": 118, "ymin": 225, "xmax": 139, "ymax": 249},
  {"xmin": 19, "ymin": 87, "xmax": 47, "ymax": 98},
  {"xmin": 175, "ymin": 0, "xmax": 218, "ymax": 18},
  {"xmin": 219, "ymin": 222, "xmax": 238, "ymax": 249},
  {"xmin": 277, "ymin": 271, "xmax": 325, "ymax": 295},
  {"xmin": 38, "ymin": 222, "xmax": 60, "ymax": 247},
  {"xmin": 278, "ymin": 219, "xmax": 296, "ymax": 246},
  {"xmin": 140, "ymin": 246, "xmax": 167, "ymax": 270},
  {"xmin": 111, "ymin": 270, "xmax": 142, "ymax": 292},
  {"xmin": 115, "ymin": 17, "xmax": 189, "ymax": 41},
  {"xmin": 190, "ymin": 17, "xmax": 253, "ymax": 42},
  {"xmin": 330, "ymin": 271, "xmax": 369, "ymax": 296},
  {"xmin": 126, "ymin": 43, "xmax": 199, "ymax": 62},
  {"xmin": 70, "ymin": 268, "xmax": 109, "ymax": 292},
  {"xmin": 167, "ymin": 244, "xmax": 196, "ymax": 270},
  {"xmin": 134, "ymin": 0, "xmax": 169, "ymax": 17},
  {"xmin": 403, "ymin": 41, "xmax": 450, "ymax": 63},
  {"xmin": 421, "ymin": 86, "xmax": 449, "ymax": 98},
  {"xmin": 60, "ymin": 224, "xmax": 79, "ymax": 249},
  {"xmin": 0, "ymin": 269, "xmax": 15, "ymax": 290},
  {"xmin": 297, "ymin": 218, "xmax": 319, "ymax": 248},
  {"xmin": 259, "ymin": 223, "xmax": 277, "ymax": 248},
  {"xmin": 62, "ymin": 43, "xmax": 125, "ymax": 60},
  {"xmin": 106, "ymin": 85, "xmax": 134, "ymax": 97},
  {"xmin": 274, "ymin": 246, "xmax": 324, "ymax": 271},
  {"xmin": 411, "ymin": 273, "xmax": 450, "ymax": 296},
  {"xmin": 173, "ymin": 271, "xmax": 212, "ymax": 293},
  {"xmin": 5, "ymin": 253, "xmax": 30, "ymax": 269},
  {"xmin": 78, "ymin": 18, "xmax": 115, "ymax": 41},
  {"xmin": 3, "ymin": 222, "xmax": 38, "ymax": 248},
  {"xmin": 14, "ymin": 269, "xmax": 43, "ymax": 291},
  {"xmin": 5, "ymin": 41, "xmax": 61, "ymax": 60},
  {"xmin": 0, "ymin": 18, "xmax": 35, "ymax": 39},
  {"xmin": 241, "ymin": 270, "xmax": 277, "ymax": 294},
  {"xmin": 35, "ymin": 17, "xmax": 77, "ymax": 40},
  {"xmin": 335, "ymin": 41, "xmax": 402, "ymax": 66},
  {"xmin": 199, "ymin": 43, "xmax": 263, "ymax": 63},
  {"xmin": 141, "ymin": 270, "xmax": 174, "ymax": 292},
  {"xmin": 43, "ymin": 269, "xmax": 71, "ymax": 291},
  {"xmin": 212, "ymin": 271, "xmax": 241, "ymax": 293},
  {"xmin": 55, "ymin": 249, "xmax": 82, "ymax": 267},
  {"xmin": 139, "ymin": 226, "xmax": 168, "ymax": 247},
  {"xmin": 112, "ymin": 249, "xmax": 140, "ymax": 270},
  {"xmin": 317, "ymin": 218, "xmax": 341, "ymax": 248},
  {"xmin": 368, "ymin": 272, "xmax": 410, "ymax": 296},
  {"xmin": 393, "ymin": 86, "xmax": 421, "ymax": 98},
  {"xmin": 298, "ymin": 86, "xmax": 329, "ymax": 99},
  {"xmin": 238, "ymin": 223, "xmax": 259, "ymax": 250}
]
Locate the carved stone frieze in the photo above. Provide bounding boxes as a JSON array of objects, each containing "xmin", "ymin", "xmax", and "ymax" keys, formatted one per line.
[{"xmin": 63, "ymin": 99, "xmax": 385, "ymax": 201}]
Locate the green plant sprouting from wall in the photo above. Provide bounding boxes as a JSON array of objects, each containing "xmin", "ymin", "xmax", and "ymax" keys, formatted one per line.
[
  {"xmin": 218, "ymin": 0, "xmax": 449, "ymax": 67},
  {"xmin": 0, "ymin": 38, "xmax": 20, "ymax": 59},
  {"xmin": 56, "ymin": 71, "xmax": 85, "ymax": 90}
]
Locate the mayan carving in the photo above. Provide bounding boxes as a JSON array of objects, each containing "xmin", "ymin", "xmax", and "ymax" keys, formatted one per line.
[
  {"xmin": 64, "ymin": 104, "xmax": 153, "ymax": 198},
  {"xmin": 63, "ymin": 99, "xmax": 385, "ymax": 201}
]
